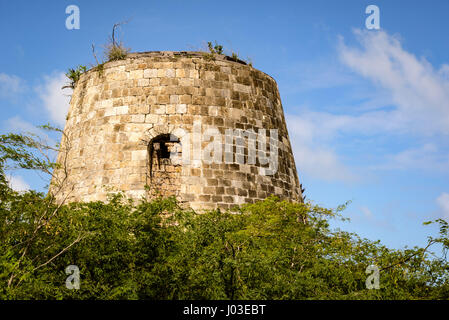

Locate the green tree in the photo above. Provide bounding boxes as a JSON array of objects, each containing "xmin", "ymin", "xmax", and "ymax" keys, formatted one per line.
[{"xmin": 1, "ymin": 127, "xmax": 449, "ymax": 300}]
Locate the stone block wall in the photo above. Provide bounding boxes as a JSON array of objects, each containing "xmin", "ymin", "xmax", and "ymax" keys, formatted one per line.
[{"xmin": 50, "ymin": 51, "xmax": 303, "ymax": 210}]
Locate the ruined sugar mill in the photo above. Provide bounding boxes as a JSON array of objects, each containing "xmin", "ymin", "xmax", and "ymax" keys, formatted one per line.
[{"xmin": 50, "ymin": 51, "xmax": 303, "ymax": 210}]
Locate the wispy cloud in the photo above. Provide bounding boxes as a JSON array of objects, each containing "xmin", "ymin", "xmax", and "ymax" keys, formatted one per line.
[
  {"xmin": 437, "ymin": 193, "xmax": 449, "ymax": 221},
  {"xmin": 355, "ymin": 205, "xmax": 396, "ymax": 231},
  {"xmin": 375, "ymin": 144, "xmax": 449, "ymax": 172},
  {"xmin": 35, "ymin": 72, "xmax": 72, "ymax": 127},
  {"xmin": 0, "ymin": 73, "xmax": 25, "ymax": 100},
  {"xmin": 282, "ymin": 58, "xmax": 357, "ymax": 93},
  {"xmin": 360, "ymin": 206, "xmax": 373, "ymax": 218},
  {"xmin": 338, "ymin": 29, "xmax": 449, "ymax": 136},
  {"xmin": 5, "ymin": 116, "xmax": 39, "ymax": 133},
  {"xmin": 286, "ymin": 29, "xmax": 449, "ymax": 182},
  {"xmin": 286, "ymin": 113, "xmax": 359, "ymax": 182},
  {"xmin": 3, "ymin": 116, "xmax": 58, "ymax": 157},
  {"xmin": 6, "ymin": 175, "xmax": 30, "ymax": 192}
]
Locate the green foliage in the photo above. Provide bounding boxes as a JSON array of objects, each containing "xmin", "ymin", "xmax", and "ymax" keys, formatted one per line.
[
  {"xmin": 207, "ymin": 41, "xmax": 224, "ymax": 55},
  {"xmin": 203, "ymin": 41, "xmax": 225, "ymax": 61},
  {"xmin": 88, "ymin": 22, "xmax": 130, "ymax": 79},
  {"xmin": 0, "ymin": 186, "xmax": 177, "ymax": 299},
  {"xmin": 65, "ymin": 66, "xmax": 87, "ymax": 89},
  {"xmin": 0, "ymin": 126, "xmax": 60, "ymax": 175},
  {"xmin": 105, "ymin": 43, "xmax": 129, "ymax": 62},
  {"xmin": 1, "ymin": 180, "xmax": 449, "ymax": 299},
  {"xmin": 94, "ymin": 62, "xmax": 105, "ymax": 77},
  {"xmin": 104, "ymin": 22, "xmax": 130, "ymax": 62},
  {"xmin": 2, "ymin": 129, "xmax": 449, "ymax": 299},
  {"xmin": 203, "ymin": 41, "xmax": 252, "ymax": 66}
]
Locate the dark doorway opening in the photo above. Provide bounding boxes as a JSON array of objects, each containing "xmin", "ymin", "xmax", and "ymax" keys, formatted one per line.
[{"xmin": 147, "ymin": 134, "xmax": 182, "ymax": 198}]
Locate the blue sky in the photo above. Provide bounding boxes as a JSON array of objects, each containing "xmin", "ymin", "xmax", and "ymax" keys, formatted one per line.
[{"xmin": 1, "ymin": 0, "xmax": 449, "ymax": 250}]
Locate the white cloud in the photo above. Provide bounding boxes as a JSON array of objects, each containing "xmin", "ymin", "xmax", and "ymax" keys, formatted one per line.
[
  {"xmin": 3, "ymin": 116, "xmax": 59, "ymax": 159},
  {"xmin": 0, "ymin": 73, "xmax": 25, "ymax": 100},
  {"xmin": 5, "ymin": 116, "xmax": 39, "ymax": 133},
  {"xmin": 437, "ymin": 193, "xmax": 449, "ymax": 221},
  {"xmin": 439, "ymin": 64, "xmax": 449, "ymax": 80},
  {"xmin": 348, "ymin": 205, "xmax": 395, "ymax": 231},
  {"xmin": 286, "ymin": 30, "xmax": 449, "ymax": 181},
  {"xmin": 286, "ymin": 114, "xmax": 359, "ymax": 182},
  {"xmin": 338, "ymin": 29, "xmax": 449, "ymax": 136},
  {"xmin": 376, "ymin": 144, "xmax": 449, "ymax": 172},
  {"xmin": 35, "ymin": 72, "xmax": 72, "ymax": 126},
  {"xmin": 292, "ymin": 29, "xmax": 449, "ymax": 138},
  {"xmin": 360, "ymin": 206, "xmax": 373, "ymax": 218},
  {"xmin": 6, "ymin": 175, "xmax": 30, "ymax": 192},
  {"xmin": 282, "ymin": 58, "xmax": 357, "ymax": 93}
]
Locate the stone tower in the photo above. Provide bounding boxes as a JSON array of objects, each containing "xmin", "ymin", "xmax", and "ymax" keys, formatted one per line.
[{"xmin": 50, "ymin": 51, "xmax": 303, "ymax": 210}]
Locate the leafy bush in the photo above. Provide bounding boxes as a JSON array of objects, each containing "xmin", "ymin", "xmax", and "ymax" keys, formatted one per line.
[
  {"xmin": 1, "ymin": 129, "xmax": 449, "ymax": 299},
  {"xmin": 104, "ymin": 22, "xmax": 130, "ymax": 62},
  {"xmin": 203, "ymin": 41, "xmax": 252, "ymax": 66},
  {"xmin": 105, "ymin": 43, "xmax": 129, "ymax": 62},
  {"xmin": 208, "ymin": 41, "xmax": 224, "ymax": 55},
  {"xmin": 1, "ymin": 185, "xmax": 449, "ymax": 299},
  {"xmin": 64, "ymin": 66, "xmax": 87, "ymax": 89}
]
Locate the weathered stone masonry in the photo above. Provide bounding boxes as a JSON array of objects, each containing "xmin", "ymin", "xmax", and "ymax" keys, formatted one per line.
[{"xmin": 50, "ymin": 51, "xmax": 303, "ymax": 210}]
